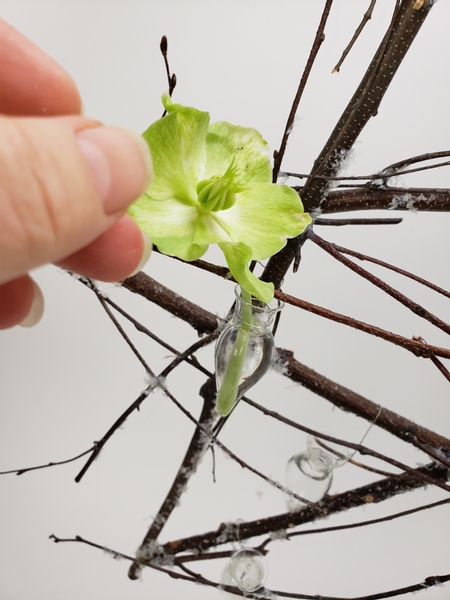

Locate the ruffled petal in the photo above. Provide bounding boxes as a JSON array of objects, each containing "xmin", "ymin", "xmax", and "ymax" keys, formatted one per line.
[
  {"xmin": 216, "ymin": 183, "xmax": 311, "ymax": 260},
  {"xmin": 129, "ymin": 196, "xmax": 207, "ymax": 261},
  {"xmin": 141, "ymin": 93, "xmax": 210, "ymax": 204},
  {"xmin": 219, "ymin": 242, "xmax": 274, "ymax": 303},
  {"xmin": 204, "ymin": 121, "xmax": 272, "ymax": 184}
]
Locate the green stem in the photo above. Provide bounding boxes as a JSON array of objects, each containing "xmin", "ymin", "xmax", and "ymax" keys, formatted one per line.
[{"xmin": 216, "ymin": 289, "xmax": 252, "ymax": 416}]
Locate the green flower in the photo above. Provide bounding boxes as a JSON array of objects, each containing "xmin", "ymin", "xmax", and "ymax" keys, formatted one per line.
[{"xmin": 129, "ymin": 93, "xmax": 311, "ymax": 302}]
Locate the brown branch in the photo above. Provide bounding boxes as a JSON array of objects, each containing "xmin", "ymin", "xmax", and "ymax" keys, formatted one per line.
[
  {"xmin": 258, "ymin": 497, "xmax": 450, "ymax": 549},
  {"xmin": 328, "ymin": 243, "xmax": 450, "ymax": 300},
  {"xmin": 118, "ymin": 271, "xmax": 450, "ymax": 456},
  {"xmin": 241, "ymin": 396, "xmax": 450, "ymax": 493},
  {"xmin": 308, "ymin": 230, "xmax": 450, "ymax": 336},
  {"xmin": 319, "ymin": 186, "xmax": 450, "ymax": 214},
  {"xmin": 284, "ymin": 150, "xmax": 450, "ymax": 182},
  {"xmin": 276, "ymin": 348, "xmax": 450, "ymax": 458},
  {"xmin": 122, "ymin": 271, "xmax": 219, "ymax": 335},
  {"xmin": 160, "ymin": 35, "xmax": 177, "ymax": 117},
  {"xmin": 128, "ymin": 379, "xmax": 217, "ymax": 580},
  {"xmin": 74, "ymin": 385, "xmax": 156, "ymax": 483},
  {"xmin": 275, "ymin": 290, "xmax": 450, "ymax": 359},
  {"xmin": 263, "ymin": 0, "xmax": 436, "ymax": 287},
  {"xmin": 332, "ymin": 0, "xmax": 378, "ymax": 73},
  {"xmin": 49, "ymin": 533, "xmax": 450, "ymax": 600},
  {"xmin": 413, "ymin": 336, "xmax": 450, "ymax": 384},
  {"xmin": 0, "ymin": 447, "xmax": 95, "ymax": 476},
  {"xmin": 159, "ymin": 462, "xmax": 447, "ymax": 557},
  {"xmin": 272, "ymin": 0, "xmax": 334, "ymax": 182},
  {"xmin": 301, "ymin": 0, "xmax": 431, "ymax": 213},
  {"xmin": 315, "ymin": 217, "xmax": 403, "ymax": 226}
]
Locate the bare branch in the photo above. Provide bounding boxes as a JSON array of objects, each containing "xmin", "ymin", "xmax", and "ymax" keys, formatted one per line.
[
  {"xmin": 332, "ymin": 0, "xmax": 378, "ymax": 73},
  {"xmin": 263, "ymin": 0, "xmax": 436, "ymax": 287},
  {"xmin": 276, "ymin": 289, "xmax": 450, "ymax": 359},
  {"xmin": 308, "ymin": 230, "xmax": 450, "ymax": 336},
  {"xmin": 159, "ymin": 462, "xmax": 448, "ymax": 556},
  {"xmin": 320, "ymin": 186, "xmax": 450, "ymax": 214},
  {"xmin": 123, "ymin": 271, "xmax": 219, "ymax": 335},
  {"xmin": 327, "ymin": 243, "xmax": 450, "ymax": 300},
  {"xmin": 272, "ymin": 0, "xmax": 334, "ymax": 182},
  {"xmin": 276, "ymin": 348, "xmax": 450, "ymax": 458},
  {"xmin": 0, "ymin": 447, "xmax": 95, "ymax": 476}
]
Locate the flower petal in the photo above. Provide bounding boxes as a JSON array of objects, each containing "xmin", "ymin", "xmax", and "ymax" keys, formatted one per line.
[
  {"xmin": 141, "ymin": 93, "xmax": 210, "ymax": 204},
  {"xmin": 219, "ymin": 242, "xmax": 274, "ymax": 303},
  {"xmin": 129, "ymin": 196, "xmax": 207, "ymax": 261},
  {"xmin": 204, "ymin": 121, "xmax": 272, "ymax": 184},
  {"xmin": 216, "ymin": 183, "xmax": 312, "ymax": 260}
]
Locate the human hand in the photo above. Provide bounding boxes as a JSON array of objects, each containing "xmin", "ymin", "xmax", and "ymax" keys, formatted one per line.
[{"xmin": 0, "ymin": 19, "xmax": 153, "ymax": 329}]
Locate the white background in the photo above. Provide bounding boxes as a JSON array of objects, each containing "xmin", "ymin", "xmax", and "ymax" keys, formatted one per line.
[{"xmin": 0, "ymin": 2, "xmax": 449, "ymax": 599}]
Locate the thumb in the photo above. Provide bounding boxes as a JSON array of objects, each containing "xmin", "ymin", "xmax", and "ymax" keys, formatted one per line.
[{"xmin": 0, "ymin": 115, "xmax": 152, "ymax": 284}]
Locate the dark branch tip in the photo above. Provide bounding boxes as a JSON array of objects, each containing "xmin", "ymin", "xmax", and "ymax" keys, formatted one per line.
[{"xmin": 160, "ymin": 35, "xmax": 168, "ymax": 55}]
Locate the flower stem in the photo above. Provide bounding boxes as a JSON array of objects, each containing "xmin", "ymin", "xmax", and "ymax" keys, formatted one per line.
[{"xmin": 216, "ymin": 289, "xmax": 252, "ymax": 416}]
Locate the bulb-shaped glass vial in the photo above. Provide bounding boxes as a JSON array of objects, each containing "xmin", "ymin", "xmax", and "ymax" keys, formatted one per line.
[
  {"xmin": 222, "ymin": 548, "xmax": 267, "ymax": 595},
  {"xmin": 286, "ymin": 434, "xmax": 353, "ymax": 509},
  {"xmin": 215, "ymin": 286, "xmax": 283, "ymax": 416}
]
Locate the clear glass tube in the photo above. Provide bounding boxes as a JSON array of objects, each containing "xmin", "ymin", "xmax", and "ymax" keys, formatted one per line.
[
  {"xmin": 215, "ymin": 286, "xmax": 283, "ymax": 416},
  {"xmin": 286, "ymin": 434, "xmax": 354, "ymax": 509},
  {"xmin": 221, "ymin": 547, "xmax": 267, "ymax": 595}
]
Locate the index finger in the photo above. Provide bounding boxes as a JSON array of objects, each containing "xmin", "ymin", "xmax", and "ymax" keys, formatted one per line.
[{"xmin": 0, "ymin": 19, "xmax": 82, "ymax": 116}]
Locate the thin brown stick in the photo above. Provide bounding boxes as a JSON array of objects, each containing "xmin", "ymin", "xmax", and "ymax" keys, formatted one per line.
[
  {"xmin": 319, "ymin": 186, "xmax": 450, "ymax": 213},
  {"xmin": 308, "ymin": 230, "xmax": 450, "ymax": 335},
  {"xmin": 332, "ymin": 0, "xmax": 378, "ymax": 73},
  {"xmin": 50, "ymin": 533, "xmax": 450, "ymax": 599},
  {"xmin": 276, "ymin": 348, "xmax": 450, "ymax": 458},
  {"xmin": 263, "ymin": 1, "xmax": 436, "ymax": 287},
  {"xmin": 159, "ymin": 462, "xmax": 447, "ymax": 556},
  {"xmin": 413, "ymin": 336, "xmax": 450, "ymax": 383},
  {"xmin": 315, "ymin": 217, "xmax": 403, "ymax": 226},
  {"xmin": 258, "ymin": 497, "xmax": 450, "ymax": 550},
  {"xmin": 272, "ymin": 0, "xmax": 334, "ymax": 182},
  {"xmin": 123, "ymin": 271, "xmax": 219, "ymax": 335},
  {"xmin": 275, "ymin": 290, "xmax": 450, "ymax": 359},
  {"xmin": 241, "ymin": 396, "xmax": 450, "ymax": 493},
  {"xmin": 128, "ymin": 380, "xmax": 217, "ymax": 580},
  {"xmin": 329, "ymin": 243, "xmax": 450, "ymax": 300},
  {"xmin": 0, "ymin": 447, "xmax": 95, "ymax": 476}
]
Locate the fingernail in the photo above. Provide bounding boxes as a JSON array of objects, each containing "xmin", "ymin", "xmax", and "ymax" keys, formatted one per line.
[
  {"xmin": 19, "ymin": 281, "xmax": 44, "ymax": 328},
  {"xmin": 130, "ymin": 230, "xmax": 152, "ymax": 276},
  {"xmin": 75, "ymin": 127, "xmax": 153, "ymax": 214}
]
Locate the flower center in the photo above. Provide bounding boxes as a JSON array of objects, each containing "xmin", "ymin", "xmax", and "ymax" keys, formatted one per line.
[{"xmin": 196, "ymin": 162, "xmax": 246, "ymax": 212}]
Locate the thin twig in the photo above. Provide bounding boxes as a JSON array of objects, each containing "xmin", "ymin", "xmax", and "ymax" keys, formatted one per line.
[
  {"xmin": 49, "ymin": 534, "xmax": 450, "ymax": 599},
  {"xmin": 158, "ymin": 462, "xmax": 447, "ymax": 556},
  {"xmin": 241, "ymin": 396, "xmax": 450, "ymax": 493},
  {"xmin": 318, "ymin": 186, "xmax": 450, "ymax": 214},
  {"xmin": 0, "ymin": 447, "xmax": 95, "ymax": 476},
  {"xmin": 285, "ymin": 156, "xmax": 450, "ymax": 182},
  {"xmin": 315, "ymin": 217, "xmax": 403, "ymax": 226},
  {"xmin": 308, "ymin": 230, "xmax": 450, "ymax": 336},
  {"xmin": 272, "ymin": 0, "xmax": 335, "ymax": 182},
  {"xmin": 74, "ymin": 385, "xmax": 157, "ymax": 483},
  {"xmin": 263, "ymin": 0, "xmax": 435, "ymax": 286},
  {"xmin": 258, "ymin": 496, "xmax": 450, "ymax": 551},
  {"xmin": 276, "ymin": 348, "xmax": 450, "ymax": 459},
  {"xmin": 328, "ymin": 243, "xmax": 450, "ymax": 300},
  {"xmin": 332, "ymin": 0, "xmax": 378, "ymax": 73},
  {"xmin": 160, "ymin": 35, "xmax": 177, "ymax": 117},
  {"xmin": 413, "ymin": 336, "xmax": 450, "ymax": 383},
  {"xmin": 275, "ymin": 290, "xmax": 450, "ymax": 359}
]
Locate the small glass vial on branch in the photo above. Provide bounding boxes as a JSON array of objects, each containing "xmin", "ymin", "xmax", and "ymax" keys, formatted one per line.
[
  {"xmin": 286, "ymin": 434, "xmax": 353, "ymax": 509},
  {"xmin": 221, "ymin": 547, "xmax": 268, "ymax": 596},
  {"xmin": 215, "ymin": 286, "xmax": 283, "ymax": 416}
]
